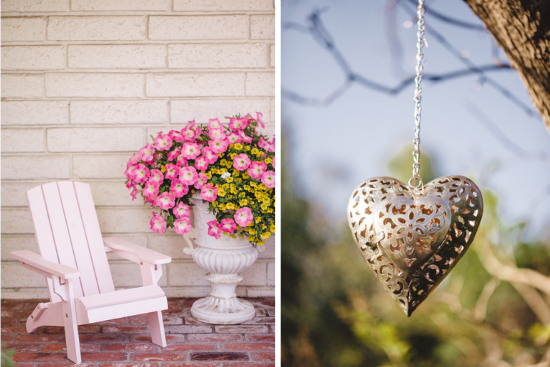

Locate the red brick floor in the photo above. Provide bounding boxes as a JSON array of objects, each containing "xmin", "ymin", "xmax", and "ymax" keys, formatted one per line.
[{"xmin": 1, "ymin": 297, "xmax": 275, "ymax": 366}]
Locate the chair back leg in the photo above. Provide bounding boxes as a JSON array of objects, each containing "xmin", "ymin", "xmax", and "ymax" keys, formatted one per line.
[
  {"xmin": 62, "ymin": 300, "xmax": 82, "ymax": 363},
  {"xmin": 148, "ymin": 311, "xmax": 167, "ymax": 347}
]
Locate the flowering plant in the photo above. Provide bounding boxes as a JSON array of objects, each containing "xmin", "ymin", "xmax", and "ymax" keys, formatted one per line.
[{"xmin": 125, "ymin": 113, "xmax": 275, "ymax": 246}]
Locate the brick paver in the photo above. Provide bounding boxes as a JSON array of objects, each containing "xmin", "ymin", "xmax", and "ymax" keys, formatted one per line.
[{"xmin": 1, "ymin": 297, "xmax": 275, "ymax": 366}]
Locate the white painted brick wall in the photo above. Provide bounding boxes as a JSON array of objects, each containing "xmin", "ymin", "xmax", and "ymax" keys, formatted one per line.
[{"xmin": 1, "ymin": 0, "xmax": 275, "ymax": 299}]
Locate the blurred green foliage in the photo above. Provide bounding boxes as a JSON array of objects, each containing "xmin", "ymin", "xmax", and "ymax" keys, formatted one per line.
[
  {"xmin": 1, "ymin": 344, "xmax": 16, "ymax": 367},
  {"xmin": 281, "ymin": 145, "xmax": 550, "ymax": 366}
]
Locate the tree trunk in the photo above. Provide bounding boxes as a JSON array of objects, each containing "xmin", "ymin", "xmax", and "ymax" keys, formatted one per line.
[{"xmin": 464, "ymin": 0, "xmax": 550, "ymax": 134}]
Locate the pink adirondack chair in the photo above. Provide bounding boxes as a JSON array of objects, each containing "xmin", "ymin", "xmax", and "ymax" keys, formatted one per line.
[{"xmin": 10, "ymin": 181, "xmax": 172, "ymax": 363}]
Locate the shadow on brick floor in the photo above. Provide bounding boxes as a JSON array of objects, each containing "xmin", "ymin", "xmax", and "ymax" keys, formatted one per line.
[{"xmin": 1, "ymin": 297, "xmax": 275, "ymax": 367}]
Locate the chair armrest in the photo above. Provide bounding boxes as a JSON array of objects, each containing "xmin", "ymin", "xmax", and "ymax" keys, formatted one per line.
[
  {"xmin": 10, "ymin": 250, "xmax": 81, "ymax": 279},
  {"xmin": 103, "ymin": 237, "xmax": 171, "ymax": 265}
]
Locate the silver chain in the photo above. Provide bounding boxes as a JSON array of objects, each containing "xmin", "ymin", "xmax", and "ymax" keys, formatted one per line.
[{"xmin": 409, "ymin": 0, "xmax": 425, "ymax": 190}]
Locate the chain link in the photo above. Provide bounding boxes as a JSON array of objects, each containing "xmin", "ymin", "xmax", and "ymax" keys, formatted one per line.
[{"xmin": 409, "ymin": 0, "xmax": 425, "ymax": 190}]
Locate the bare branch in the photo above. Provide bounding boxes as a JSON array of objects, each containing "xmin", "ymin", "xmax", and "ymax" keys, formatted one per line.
[{"xmin": 282, "ymin": 8, "xmax": 536, "ymax": 118}]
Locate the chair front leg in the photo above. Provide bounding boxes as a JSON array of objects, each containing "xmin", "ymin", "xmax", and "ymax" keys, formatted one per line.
[
  {"xmin": 148, "ymin": 311, "xmax": 167, "ymax": 347},
  {"xmin": 57, "ymin": 277, "xmax": 81, "ymax": 364},
  {"xmin": 140, "ymin": 263, "xmax": 167, "ymax": 347}
]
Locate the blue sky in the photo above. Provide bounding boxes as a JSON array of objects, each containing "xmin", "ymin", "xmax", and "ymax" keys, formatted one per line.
[{"xmin": 282, "ymin": 0, "xmax": 550, "ymax": 240}]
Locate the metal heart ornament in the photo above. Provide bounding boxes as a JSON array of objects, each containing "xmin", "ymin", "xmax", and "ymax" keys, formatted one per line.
[{"xmin": 347, "ymin": 175, "xmax": 483, "ymax": 316}]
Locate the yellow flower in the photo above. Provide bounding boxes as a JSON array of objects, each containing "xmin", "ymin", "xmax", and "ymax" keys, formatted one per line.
[
  {"xmin": 261, "ymin": 232, "xmax": 271, "ymax": 240},
  {"xmin": 265, "ymin": 157, "xmax": 272, "ymax": 164},
  {"xmin": 218, "ymin": 189, "xmax": 226, "ymax": 197},
  {"xmin": 213, "ymin": 202, "xmax": 218, "ymax": 208},
  {"xmin": 235, "ymin": 178, "xmax": 242, "ymax": 183},
  {"xmin": 261, "ymin": 204, "xmax": 268, "ymax": 211},
  {"xmin": 242, "ymin": 172, "xmax": 250, "ymax": 180},
  {"xmin": 250, "ymin": 182, "xmax": 257, "ymax": 187},
  {"xmin": 206, "ymin": 172, "xmax": 212, "ymax": 179},
  {"xmin": 234, "ymin": 143, "xmax": 243, "ymax": 150},
  {"xmin": 251, "ymin": 148, "xmax": 259, "ymax": 155},
  {"xmin": 161, "ymin": 165, "xmax": 166, "ymax": 173},
  {"xmin": 226, "ymin": 177, "xmax": 234, "ymax": 183},
  {"xmin": 255, "ymin": 216, "xmax": 261, "ymax": 223},
  {"xmin": 230, "ymin": 153, "xmax": 237, "ymax": 159},
  {"xmin": 240, "ymin": 199, "xmax": 248, "ymax": 206},
  {"xmin": 270, "ymin": 223, "xmax": 275, "ymax": 232},
  {"xmin": 220, "ymin": 159, "xmax": 228, "ymax": 166},
  {"xmin": 244, "ymin": 146, "xmax": 251, "ymax": 151},
  {"xmin": 257, "ymin": 241, "xmax": 265, "ymax": 246},
  {"xmin": 249, "ymin": 228, "xmax": 257, "ymax": 235}
]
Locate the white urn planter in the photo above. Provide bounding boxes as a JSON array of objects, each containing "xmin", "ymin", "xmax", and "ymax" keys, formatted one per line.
[{"xmin": 183, "ymin": 195, "xmax": 259, "ymax": 324}]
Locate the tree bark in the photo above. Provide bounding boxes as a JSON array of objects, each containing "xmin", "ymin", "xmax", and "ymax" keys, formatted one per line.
[{"xmin": 464, "ymin": 0, "xmax": 550, "ymax": 134}]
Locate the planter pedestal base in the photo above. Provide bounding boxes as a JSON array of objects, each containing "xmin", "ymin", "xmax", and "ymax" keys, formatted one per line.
[{"xmin": 191, "ymin": 272, "xmax": 255, "ymax": 324}]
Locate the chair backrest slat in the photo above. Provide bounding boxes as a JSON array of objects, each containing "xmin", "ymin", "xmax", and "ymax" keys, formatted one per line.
[
  {"xmin": 27, "ymin": 186, "xmax": 63, "ymax": 303},
  {"xmin": 27, "ymin": 182, "xmax": 114, "ymax": 301},
  {"xmin": 57, "ymin": 182, "xmax": 101, "ymax": 297},
  {"xmin": 73, "ymin": 182, "xmax": 114, "ymax": 294}
]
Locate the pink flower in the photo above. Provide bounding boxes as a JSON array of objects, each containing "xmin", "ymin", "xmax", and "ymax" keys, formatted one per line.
[
  {"xmin": 233, "ymin": 153, "xmax": 251, "ymax": 171},
  {"xmin": 209, "ymin": 139, "xmax": 229, "ymax": 154},
  {"xmin": 129, "ymin": 184, "xmax": 138, "ymax": 200},
  {"xmin": 128, "ymin": 152, "xmax": 141, "ymax": 166},
  {"xmin": 272, "ymin": 155, "xmax": 276, "ymax": 168},
  {"xmin": 209, "ymin": 128, "xmax": 226, "ymax": 141},
  {"xmin": 259, "ymin": 137, "xmax": 275, "ymax": 153},
  {"xmin": 167, "ymin": 148, "xmax": 181, "ymax": 162},
  {"xmin": 131, "ymin": 163, "xmax": 150, "ymax": 183},
  {"xmin": 194, "ymin": 173, "xmax": 208, "ymax": 189},
  {"xmin": 173, "ymin": 201, "xmax": 191, "ymax": 218},
  {"xmin": 227, "ymin": 132, "xmax": 242, "ymax": 144},
  {"xmin": 169, "ymin": 130, "xmax": 183, "ymax": 142},
  {"xmin": 195, "ymin": 155, "xmax": 209, "ymax": 171},
  {"xmin": 247, "ymin": 161, "xmax": 267, "ymax": 180},
  {"xmin": 201, "ymin": 183, "xmax": 218, "ymax": 202},
  {"xmin": 149, "ymin": 169, "xmax": 164, "ymax": 186},
  {"xmin": 208, "ymin": 118, "xmax": 222, "ymax": 130},
  {"xmin": 170, "ymin": 179, "xmax": 189, "ymax": 198},
  {"xmin": 156, "ymin": 192, "xmax": 175, "ymax": 210},
  {"xmin": 256, "ymin": 112, "xmax": 265, "ymax": 129},
  {"xmin": 220, "ymin": 218, "xmax": 237, "ymax": 234},
  {"xmin": 261, "ymin": 170, "xmax": 275, "ymax": 188},
  {"xmin": 207, "ymin": 220, "xmax": 222, "ymax": 239},
  {"xmin": 143, "ymin": 181, "xmax": 160, "ymax": 200},
  {"xmin": 239, "ymin": 130, "xmax": 253, "ymax": 143},
  {"xmin": 182, "ymin": 142, "xmax": 201, "ymax": 159},
  {"xmin": 179, "ymin": 166, "xmax": 198, "ymax": 185},
  {"xmin": 174, "ymin": 217, "xmax": 192, "ymax": 235},
  {"xmin": 150, "ymin": 212, "xmax": 166, "ymax": 234},
  {"xmin": 154, "ymin": 134, "xmax": 173, "ymax": 151},
  {"xmin": 125, "ymin": 164, "xmax": 137, "ymax": 181},
  {"xmin": 176, "ymin": 153, "xmax": 188, "ymax": 167},
  {"xmin": 234, "ymin": 207, "xmax": 253, "ymax": 227},
  {"xmin": 182, "ymin": 123, "xmax": 197, "ymax": 141},
  {"xmin": 229, "ymin": 117, "xmax": 249, "ymax": 131},
  {"xmin": 202, "ymin": 147, "xmax": 218, "ymax": 164},
  {"xmin": 164, "ymin": 163, "xmax": 179, "ymax": 180},
  {"xmin": 139, "ymin": 144, "xmax": 155, "ymax": 163}
]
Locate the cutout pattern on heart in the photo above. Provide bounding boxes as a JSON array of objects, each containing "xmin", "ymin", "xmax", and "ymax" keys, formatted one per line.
[{"xmin": 348, "ymin": 175, "xmax": 483, "ymax": 316}]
